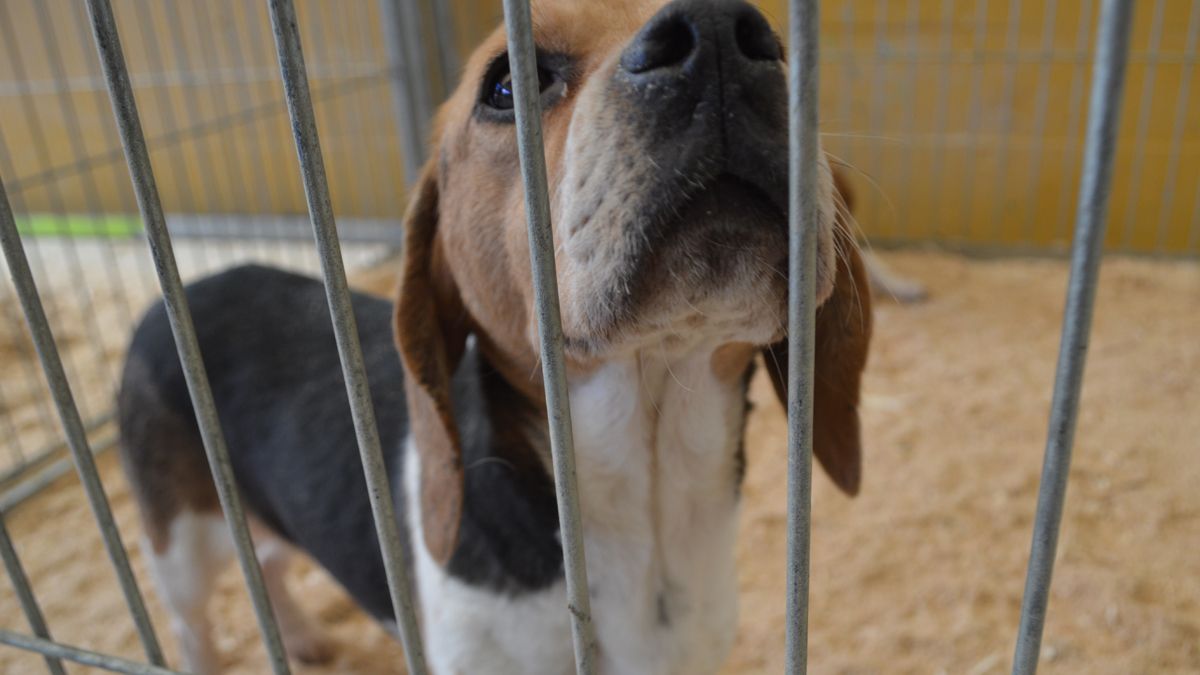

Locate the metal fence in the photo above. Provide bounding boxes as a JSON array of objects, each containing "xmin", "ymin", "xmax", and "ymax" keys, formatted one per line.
[
  {"xmin": 0, "ymin": 1, "xmax": 1139, "ymax": 675},
  {"xmin": 811, "ymin": 0, "xmax": 1198, "ymax": 256},
  {"xmin": 0, "ymin": 0, "xmax": 424, "ymax": 494}
]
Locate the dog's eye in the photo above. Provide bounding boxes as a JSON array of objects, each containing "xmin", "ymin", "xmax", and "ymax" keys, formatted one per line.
[
  {"xmin": 483, "ymin": 59, "xmax": 560, "ymax": 112},
  {"xmin": 489, "ymin": 73, "xmax": 515, "ymax": 110}
]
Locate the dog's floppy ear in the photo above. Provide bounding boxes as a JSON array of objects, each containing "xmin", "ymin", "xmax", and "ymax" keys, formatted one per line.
[
  {"xmin": 394, "ymin": 158, "xmax": 468, "ymax": 564},
  {"xmin": 763, "ymin": 170, "xmax": 872, "ymax": 496}
]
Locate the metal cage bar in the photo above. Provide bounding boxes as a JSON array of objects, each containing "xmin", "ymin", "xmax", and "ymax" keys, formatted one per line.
[
  {"xmin": 429, "ymin": 0, "xmax": 461, "ymax": 97},
  {"xmin": 0, "ymin": 631, "xmax": 183, "ymax": 675},
  {"xmin": 1021, "ymin": 0, "xmax": 1064, "ymax": 243},
  {"xmin": 785, "ymin": 0, "xmax": 821, "ymax": 672},
  {"xmin": 500, "ymin": 0, "xmax": 597, "ymax": 672},
  {"xmin": 81, "ymin": 1, "xmax": 294, "ymax": 672},
  {"xmin": 264, "ymin": 2, "xmax": 429, "ymax": 673},
  {"xmin": 0, "ymin": 515, "xmax": 67, "ymax": 675},
  {"xmin": 379, "ymin": 0, "xmax": 431, "ymax": 185},
  {"xmin": 1011, "ymin": 1, "xmax": 1135, "ymax": 673},
  {"xmin": 0, "ymin": 174, "xmax": 166, "ymax": 667},
  {"xmin": 0, "ymin": 435, "xmax": 118, "ymax": 514},
  {"xmin": 0, "ymin": 3, "xmax": 108, "ymax": 421},
  {"xmin": 1051, "ymin": 0, "xmax": 1095, "ymax": 245},
  {"xmin": 1117, "ymin": 0, "xmax": 1167, "ymax": 249},
  {"xmin": 1152, "ymin": 0, "xmax": 1200, "ymax": 252}
]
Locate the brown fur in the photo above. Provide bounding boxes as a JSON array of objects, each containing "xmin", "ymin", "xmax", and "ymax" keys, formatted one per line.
[
  {"xmin": 394, "ymin": 161, "xmax": 471, "ymax": 563},
  {"xmin": 394, "ymin": 0, "xmax": 871, "ymax": 562},
  {"xmin": 762, "ymin": 170, "xmax": 872, "ymax": 495},
  {"xmin": 116, "ymin": 357, "xmax": 220, "ymax": 553}
]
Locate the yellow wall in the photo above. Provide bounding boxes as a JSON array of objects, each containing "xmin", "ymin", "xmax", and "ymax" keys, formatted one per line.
[{"xmin": 1, "ymin": 0, "xmax": 1196, "ymax": 255}]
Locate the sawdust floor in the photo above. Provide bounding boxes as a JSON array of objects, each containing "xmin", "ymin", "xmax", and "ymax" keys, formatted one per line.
[{"xmin": 1, "ymin": 251, "xmax": 1197, "ymax": 674}]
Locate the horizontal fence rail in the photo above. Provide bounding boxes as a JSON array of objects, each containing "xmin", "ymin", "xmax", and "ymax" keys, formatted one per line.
[
  {"xmin": 82, "ymin": 0, "xmax": 294, "ymax": 672},
  {"xmin": 1011, "ymin": 0, "xmax": 1135, "ymax": 673},
  {"xmin": 265, "ymin": 0, "xmax": 429, "ymax": 672},
  {"xmin": 499, "ymin": 0, "xmax": 597, "ymax": 672},
  {"xmin": 0, "ymin": 630, "xmax": 181, "ymax": 675}
]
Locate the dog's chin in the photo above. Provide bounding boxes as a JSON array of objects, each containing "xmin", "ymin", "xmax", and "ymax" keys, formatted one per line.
[{"xmin": 560, "ymin": 176, "xmax": 801, "ymax": 360}]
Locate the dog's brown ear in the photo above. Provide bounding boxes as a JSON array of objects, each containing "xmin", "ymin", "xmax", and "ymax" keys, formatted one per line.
[
  {"xmin": 763, "ymin": 172, "xmax": 872, "ymax": 496},
  {"xmin": 394, "ymin": 159, "xmax": 468, "ymax": 564}
]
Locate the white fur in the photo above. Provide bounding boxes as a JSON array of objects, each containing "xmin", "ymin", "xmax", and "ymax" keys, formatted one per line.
[
  {"xmin": 406, "ymin": 445, "xmax": 576, "ymax": 675},
  {"xmin": 861, "ymin": 251, "xmax": 927, "ymax": 303},
  {"xmin": 145, "ymin": 512, "xmax": 233, "ymax": 675},
  {"xmin": 147, "ymin": 512, "xmax": 331, "ymax": 674},
  {"xmin": 152, "ymin": 341, "xmax": 748, "ymax": 675},
  {"xmin": 409, "ymin": 341, "xmax": 744, "ymax": 675}
]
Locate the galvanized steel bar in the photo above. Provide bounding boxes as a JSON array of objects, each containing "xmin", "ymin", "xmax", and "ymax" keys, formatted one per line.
[
  {"xmin": 1184, "ymin": 43, "xmax": 1200, "ymax": 253},
  {"xmin": 0, "ymin": 235, "xmax": 57, "ymax": 455},
  {"xmin": 429, "ymin": 0, "xmax": 461, "ymax": 97},
  {"xmin": 0, "ymin": 3, "xmax": 112, "ymax": 415},
  {"xmin": 264, "ymin": 2, "xmax": 428, "ymax": 674},
  {"xmin": 500, "ymin": 0, "xmax": 597, "ymax": 672},
  {"xmin": 396, "ymin": 0, "xmax": 435, "ymax": 140},
  {"xmin": 0, "ymin": 412, "xmax": 114, "ymax": 489},
  {"xmin": 1190, "ymin": 176, "xmax": 1200, "ymax": 253},
  {"xmin": 786, "ymin": 0, "xmax": 820, "ymax": 672},
  {"xmin": 338, "ymin": 7, "xmax": 388, "ymax": 219},
  {"xmin": 1152, "ymin": 0, "xmax": 1199, "ymax": 252},
  {"xmin": 378, "ymin": 0, "xmax": 430, "ymax": 184},
  {"xmin": 153, "ymin": 0, "xmax": 238, "ymax": 271},
  {"xmin": 1118, "ymin": 0, "xmax": 1166, "ymax": 250},
  {"xmin": 1020, "ymin": 0, "xmax": 1063, "ymax": 243},
  {"xmin": 189, "ymin": 0, "xmax": 260, "ymax": 253},
  {"xmin": 928, "ymin": 0, "xmax": 955, "ymax": 238},
  {"xmin": 987, "ymin": 0, "xmax": 1024, "ymax": 241},
  {"xmin": 233, "ymin": 1, "xmax": 314, "ymax": 269},
  {"xmin": 865, "ymin": 0, "xmax": 888, "ymax": 233},
  {"xmin": 0, "ymin": 516, "xmax": 67, "ymax": 675},
  {"xmin": 0, "ymin": 631, "xmax": 185, "ymax": 675},
  {"xmin": 0, "ymin": 435, "xmax": 118, "ymax": 514},
  {"xmin": 1011, "ymin": 1, "xmax": 1134, "ymax": 673},
  {"xmin": 0, "ymin": 387, "xmax": 27, "ymax": 467},
  {"xmin": 895, "ymin": 0, "xmax": 920, "ymax": 239},
  {"xmin": 87, "ymin": 1, "xmax": 195, "ymax": 291},
  {"xmin": 0, "ymin": 174, "xmax": 166, "ymax": 667},
  {"xmin": 34, "ymin": 0, "xmax": 139, "ymax": 329},
  {"xmin": 1052, "ymin": 0, "xmax": 1095, "ymax": 245},
  {"xmin": 958, "ymin": 0, "xmax": 991, "ymax": 241},
  {"xmin": 81, "ymin": 1, "xmax": 293, "ymax": 672}
]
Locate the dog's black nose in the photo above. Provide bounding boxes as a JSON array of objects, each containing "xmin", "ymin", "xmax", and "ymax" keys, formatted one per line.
[{"xmin": 620, "ymin": 0, "xmax": 781, "ymax": 75}]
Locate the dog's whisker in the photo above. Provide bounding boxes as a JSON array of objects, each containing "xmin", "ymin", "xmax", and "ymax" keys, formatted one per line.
[{"xmin": 659, "ymin": 338, "xmax": 694, "ymax": 394}]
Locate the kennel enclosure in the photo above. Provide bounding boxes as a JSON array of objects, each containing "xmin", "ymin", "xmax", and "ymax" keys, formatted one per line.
[{"xmin": 0, "ymin": 0, "xmax": 1187, "ymax": 673}]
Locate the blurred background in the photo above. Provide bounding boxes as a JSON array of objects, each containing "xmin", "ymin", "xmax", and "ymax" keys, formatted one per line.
[{"xmin": 0, "ymin": 1, "xmax": 1197, "ymax": 674}]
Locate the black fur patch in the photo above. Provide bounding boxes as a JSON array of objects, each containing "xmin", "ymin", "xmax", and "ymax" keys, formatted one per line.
[{"xmin": 119, "ymin": 265, "xmax": 563, "ymax": 624}]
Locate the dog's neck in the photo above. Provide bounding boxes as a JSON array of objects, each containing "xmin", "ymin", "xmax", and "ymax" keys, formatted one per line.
[
  {"xmin": 564, "ymin": 343, "xmax": 751, "ymax": 671},
  {"xmin": 424, "ymin": 339, "xmax": 754, "ymax": 670}
]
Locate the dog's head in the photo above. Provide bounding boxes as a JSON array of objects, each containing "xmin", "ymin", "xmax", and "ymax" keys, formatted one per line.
[{"xmin": 395, "ymin": 0, "xmax": 870, "ymax": 563}]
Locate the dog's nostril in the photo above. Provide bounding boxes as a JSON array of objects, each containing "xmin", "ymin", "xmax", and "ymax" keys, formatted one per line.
[
  {"xmin": 621, "ymin": 14, "xmax": 696, "ymax": 74},
  {"xmin": 735, "ymin": 9, "xmax": 782, "ymax": 62}
]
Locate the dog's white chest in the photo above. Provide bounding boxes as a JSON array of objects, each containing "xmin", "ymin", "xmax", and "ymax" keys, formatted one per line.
[
  {"xmin": 408, "ymin": 352, "xmax": 745, "ymax": 675},
  {"xmin": 571, "ymin": 356, "xmax": 743, "ymax": 674}
]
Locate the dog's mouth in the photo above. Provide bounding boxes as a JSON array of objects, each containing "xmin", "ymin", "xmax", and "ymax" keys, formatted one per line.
[
  {"xmin": 560, "ymin": 169, "xmax": 794, "ymax": 358},
  {"xmin": 668, "ymin": 172, "xmax": 786, "ymax": 232}
]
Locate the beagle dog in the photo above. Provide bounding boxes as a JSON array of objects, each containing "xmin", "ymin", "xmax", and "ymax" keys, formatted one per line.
[{"xmin": 117, "ymin": 0, "xmax": 872, "ymax": 673}]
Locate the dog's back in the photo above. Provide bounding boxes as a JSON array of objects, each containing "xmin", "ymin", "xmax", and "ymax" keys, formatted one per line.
[{"xmin": 117, "ymin": 265, "xmax": 407, "ymax": 672}]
